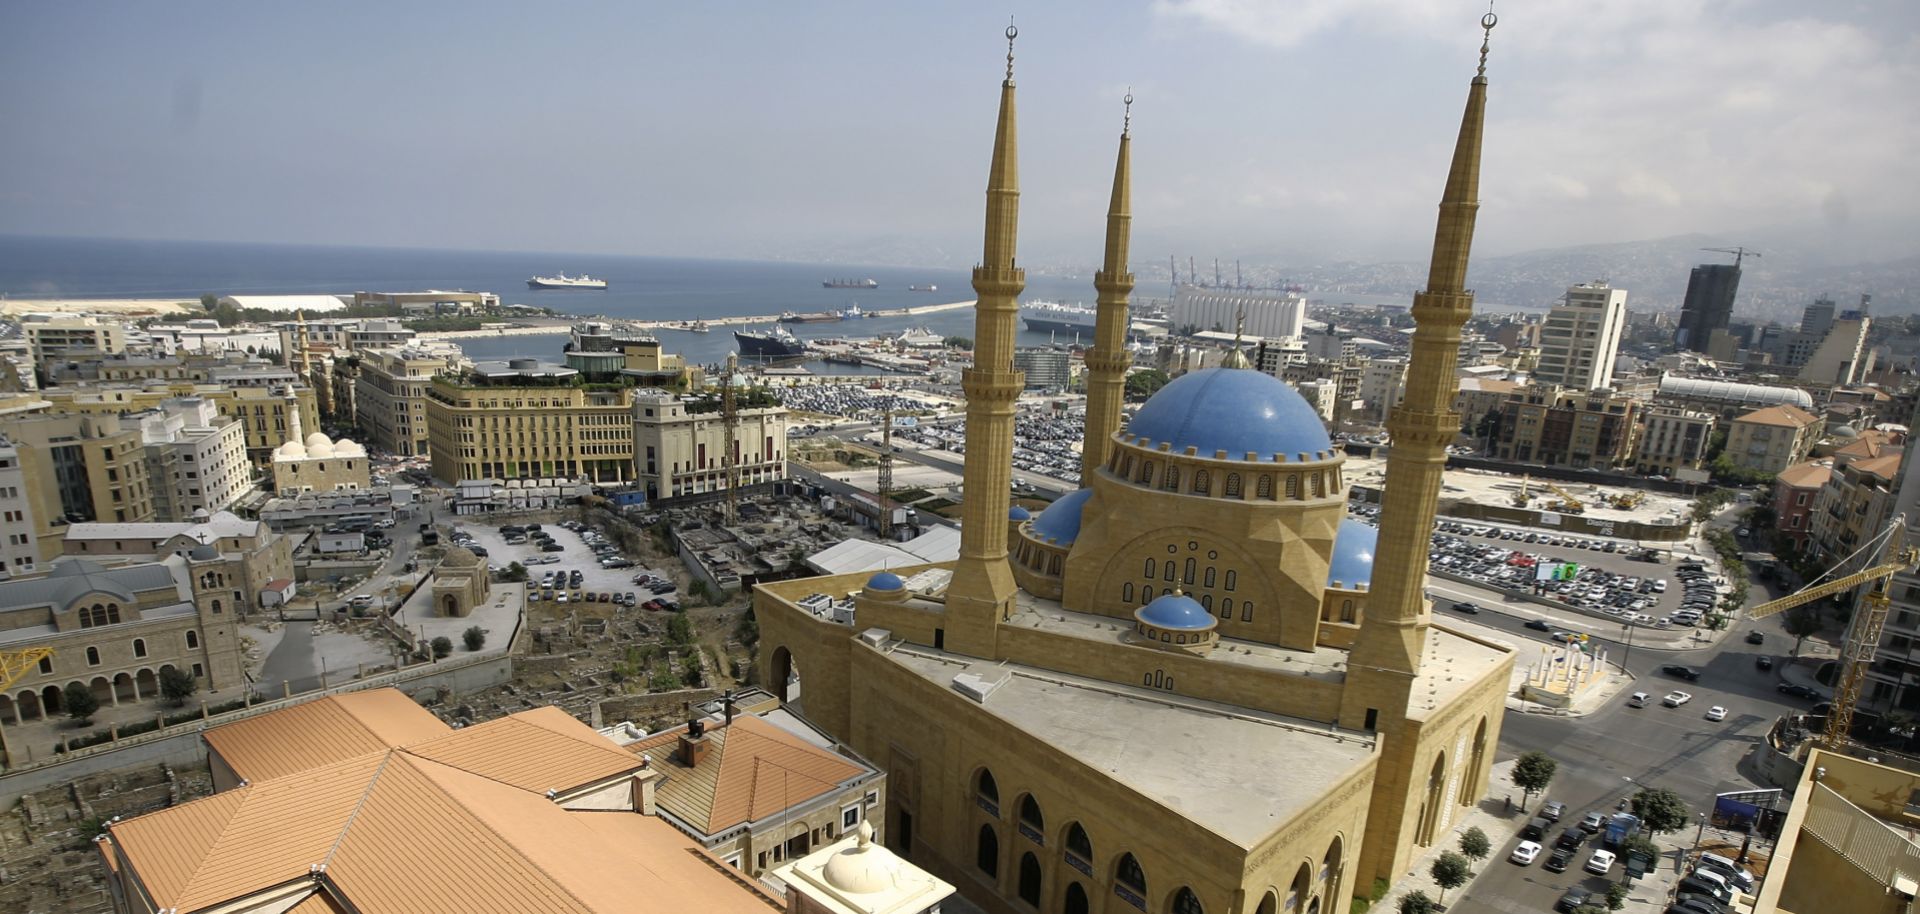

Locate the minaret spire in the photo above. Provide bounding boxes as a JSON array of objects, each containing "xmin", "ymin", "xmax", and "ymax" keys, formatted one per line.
[
  {"xmin": 1081, "ymin": 93, "xmax": 1135, "ymax": 480},
  {"xmin": 945, "ymin": 24, "xmax": 1029, "ymax": 657},
  {"xmin": 1344, "ymin": 10, "xmax": 1495, "ymax": 700}
]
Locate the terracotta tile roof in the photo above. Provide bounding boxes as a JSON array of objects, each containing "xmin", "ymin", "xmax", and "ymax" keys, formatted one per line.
[
  {"xmin": 107, "ymin": 689, "xmax": 782, "ymax": 914},
  {"xmin": 1775, "ymin": 462, "xmax": 1832, "ymax": 489},
  {"xmin": 204, "ymin": 690, "xmax": 448, "ymax": 783},
  {"xmin": 1734, "ymin": 404, "xmax": 1820, "ymax": 428},
  {"xmin": 630, "ymin": 716, "xmax": 869, "ymax": 835},
  {"xmin": 406, "ymin": 706, "xmax": 644, "ymax": 795},
  {"xmin": 1852, "ymin": 454, "xmax": 1902, "ymax": 481}
]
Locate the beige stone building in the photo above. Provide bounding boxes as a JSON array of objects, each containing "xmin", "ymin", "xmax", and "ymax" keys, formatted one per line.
[
  {"xmin": 1806, "ymin": 452, "xmax": 1903, "ymax": 568},
  {"xmin": 22, "ymin": 314, "xmax": 129, "ymax": 363},
  {"xmin": 425, "ymin": 353, "xmax": 657, "ymax": 484},
  {"xmin": 354, "ymin": 343, "xmax": 468, "ymax": 456},
  {"xmin": 1491, "ymin": 384, "xmax": 1641, "ymax": 469},
  {"xmin": 632, "ymin": 388, "xmax": 788, "ymax": 501},
  {"xmin": 430, "ymin": 546, "xmax": 490, "ymax": 617},
  {"xmin": 36, "ymin": 380, "xmax": 321, "ymax": 466},
  {"xmin": 0, "ymin": 411, "xmax": 156, "ymax": 559},
  {"xmin": 272, "ymin": 431, "xmax": 371, "ymax": 494},
  {"xmin": 136, "ymin": 397, "xmax": 255, "ymax": 520},
  {"xmin": 1753, "ymin": 747, "xmax": 1920, "ymax": 914},
  {"xmin": 0, "ymin": 436, "xmax": 38, "ymax": 577},
  {"xmin": 1633, "ymin": 405, "xmax": 1716, "ymax": 477},
  {"xmin": 756, "ymin": 31, "xmax": 1513, "ymax": 914},
  {"xmin": 1726, "ymin": 404, "xmax": 1824, "ymax": 475},
  {"xmin": 61, "ymin": 511, "xmax": 294, "ymax": 614}
]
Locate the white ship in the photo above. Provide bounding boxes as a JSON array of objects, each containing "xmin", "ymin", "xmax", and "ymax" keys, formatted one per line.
[
  {"xmin": 1019, "ymin": 300, "xmax": 1097, "ymax": 336},
  {"xmin": 527, "ymin": 272, "xmax": 608, "ymax": 290}
]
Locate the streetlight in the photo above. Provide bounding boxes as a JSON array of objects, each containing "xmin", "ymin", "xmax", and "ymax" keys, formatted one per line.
[{"xmin": 1621, "ymin": 621, "xmax": 1636, "ymax": 670}]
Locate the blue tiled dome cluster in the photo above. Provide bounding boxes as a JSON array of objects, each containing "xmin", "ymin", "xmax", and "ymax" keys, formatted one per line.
[
  {"xmin": 1326, "ymin": 518, "xmax": 1377, "ymax": 587},
  {"xmin": 1137, "ymin": 592, "xmax": 1215, "ymax": 630},
  {"xmin": 1125, "ymin": 368, "xmax": 1333, "ymax": 461},
  {"xmin": 1030, "ymin": 488, "xmax": 1093, "ymax": 544}
]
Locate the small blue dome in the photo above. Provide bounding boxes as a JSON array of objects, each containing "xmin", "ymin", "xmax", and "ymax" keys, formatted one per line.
[
  {"xmin": 1030, "ymin": 488, "xmax": 1092, "ymax": 545},
  {"xmin": 1008, "ymin": 505, "xmax": 1031, "ymax": 522},
  {"xmin": 1327, "ymin": 519, "xmax": 1377, "ymax": 588},
  {"xmin": 866, "ymin": 571, "xmax": 905, "ymax": 591},
  {"xmin": 1126, "ymin": 368, "xmax": 1332, "ymax": 461},
  {"xmin": 1136, "ymin": 592, "xmax": 1216, "ymax": 631}
]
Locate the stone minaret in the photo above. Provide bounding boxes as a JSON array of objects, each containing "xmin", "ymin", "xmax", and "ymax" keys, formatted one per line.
[
  {"xmin": 1081, "ymin": 97, "xmax": 1134, "ymax": 480},
  {"xmin": 945, "ymin": 26, "xmax": 1027, "ymax": 657},
  {"xmin": 1346, "ymin": 14, "xmax": 1496, "ymax": 709}
]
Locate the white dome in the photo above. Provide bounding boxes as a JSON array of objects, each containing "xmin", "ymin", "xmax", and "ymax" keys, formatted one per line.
[
  {"xmin": 334, "ymin": 439, "xmax": 366, "ymax": 458},
  {"xmin": 307, "ymin": 440, "xmax": 336, "ymax": 458},
  {"xmin": 275, "ymin": 440, "xmax": 307, "ymax": 459},
  {"xmin": 820, "ymin": 822, "xmax": 900, "ymax": 895},
  {"xmin": 304, "ymin": 432, "xmax": 331, "ymax": 449}
]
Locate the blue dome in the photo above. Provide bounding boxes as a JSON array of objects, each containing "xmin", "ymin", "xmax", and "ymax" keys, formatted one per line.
[
  {"xmin": 1136, "ymin": 592, "xmax": 1216, "ymax": 631},
  {"xmin": 866, "ymin": 571, "xmax": 905, "ymax": 591},
  {"xmin": 1008, "ymin": 505, "xmax": 1032, "ymax": 522},
  {"xmin": 1030, "ymin": 488, "xmax": 1092, "ymax": 545},
  {"xmin": 1326, "ymin": 519, "xmax": 1377, "ymax": 588},
  {"xmin": 1125, "ymin": 368, "xmax": 1332, "ymax": 461}
]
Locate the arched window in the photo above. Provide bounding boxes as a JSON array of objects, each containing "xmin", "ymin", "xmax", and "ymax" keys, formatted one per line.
[
  {"xmin": 86, "ymin": 647, "xmax": 101, "ymax": 666},
  {"xmin": 1288, "ymin": 863, "xmax": 1312, "ymax": 910},
  {"xmin": 1221, "ymin": 598, "xmax": 1234, "ymax": 619},
  {"xmin": 1184, "ymin": 558, "xmax": 1196, "ymax": 585},
  {"xmin": 211, "ymin": 599, "xmax": 222, "ymax": 615},
  {"xmin": 1020, "ymin": 795, "xmax": 1045, "ymax": 832},
  {"xmin": 1224, "ymin": 473, "xmax": 1242, "ymax": 497},
  {"xmin": 976, "ymin": 769, "xmax": 1000, "ymax": 807},
  {"xmin": 1162, "ymin": 467, "xmax": 1180, "ymax": 492},
  {"xmin": 1066, "ymin": 883, "xmax": 1090, "ymax": 914},
  {"xmin": 1115, "ymin": 853, "xmax": 1146, "ymax": 894},
  {"xmin": 1285, "ymin": 475, "xmax": 1299, "ymax": 498},
  {"xmin": 977, "ymin": 825, "xmax": 1000, "ymax": 877},
  {"xmin": 1049, "ymin": 555, "xmax": 1062, "ymax": 576},
  {"xmin": 1174, "ymin": 887, "xmax": 1206, "ymax": 914},
  {"xmin": 1141, "ymin": 587, "xmax": 1154, "ymax": 604},
  {"xmin": 1204, "ymin": 567, "xmax": 1216, "ymax": 588},
  {"xmin": 1310, "ymin": 473, "xmax": 1323, "ymax": 498},
  {"xmin": 1176, "ymin": 633, "xmax": 1187, "ymax": 644},
  {"xmin": 1144, "ymin": 558, "xmax": 1156, "ymax": 578},
  {"xmin": 186, "ymin": 631, "xmax": 199, "ymax": 649},
  {"xmin": 1066, "ymin": 823, "xmax": 1092, "ymax": 863},
  {"xmin": 1122, "ymin": 582, "xmax": 1134, "ymax": 603},
  {"xmin": 1163, "ymin": 561, "xmax": 1175, "ymax": 582},
  {"xmin": 1121, "ymin": 455, "xmax": 1134, "ymax": 478},
  {"xmin": 1139, "ymin": 461, "xmax": 1155, "ymax": 485},
  {"xmin": 1241, "ymin": 602, "xmax": 1254, "ymax": 622},
  {"xmin": 1341, "ymin": 600, "xmax": 1356, "ymax": 623},
  {"xmin": 133, "ymin": 638, "xmax": 147, "ymax": 658},
  {"xmin": 1257, "ymin": 475, "xmax": 1274, "ymax": 499},
  {"xmin": 1192, "ymin": 469, "xmax": 1210, "ymax": 495},
  {"xmin": 1224, "ymin": 571, "xmax": 1237, "ymax": 591},
  {"xmin": 107, "ymin": 604, "xmax": 122, "ymax": 624},
  {"xmin": 1018, "ymin": 852, "xmax": 1042, "ymax": 904}
]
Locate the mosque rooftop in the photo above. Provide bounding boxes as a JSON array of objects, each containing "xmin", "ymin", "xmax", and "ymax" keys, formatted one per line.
[
  {"xmin": 874, "ymin": 642, "xmax": 1376, "ymax": 849},
  {"xmin": 1124, "ymin": 368, "xmax": 1334, "ymax": 461}
]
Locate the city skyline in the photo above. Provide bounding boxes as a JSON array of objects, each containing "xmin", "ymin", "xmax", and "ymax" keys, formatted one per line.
[{"xmin": 3, "ymin": 2, "xmax": 1916, "ymax": 269}]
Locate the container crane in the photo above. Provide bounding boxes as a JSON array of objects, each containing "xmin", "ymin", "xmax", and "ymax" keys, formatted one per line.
[{"xmin": 1747, "ymin": 516, "xmax": 1917, "ymax": 747}]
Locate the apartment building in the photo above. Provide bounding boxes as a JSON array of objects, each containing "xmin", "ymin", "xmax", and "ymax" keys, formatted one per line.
[
  {"xmin": 1012, "ymin": 347, "xmax": 1071, "ymax": 391},
  {"xmin": 0, "ymin": 412, "xmax": 155, "ymax": 559},
  {"xmin": 36, "ymin": 381, "xmax": 320, "ymax": 466},
  {"xmin": 1726, "ymin": 404, "xmax": 1824, "ymax": 475},
  {"xmin": 354, "ymin": 344, "xmax": 468, "ymax": 456},
  {"xmin": 1633, "ymin": 406, "xmax": 1716, "ymax": 477},
  {"xmin": 1358, "ymin": 356, "xmax": 1408, "ymax": 420},
  {"xmin": 1772, "ymin": 461, "xmax": 1833, "ymax": 554},
  {"xmin": 631, "ymin": 389, "xmax": 788, "ymax": 501},
  {"xmin": 21, "ymin": 314, "xmax": 129, "ymax": 364},
  {"xmin": 1806, "ymin": 452, "xmax": 1903, "ymax": 569},
  {"xmin": 1491, "ymin": 384, "xmax": 1641, "ymax": 469},
  {"xmin": 425, "ymin": 360, "xmax": 640, "ymax": 484},
  {"xmin": 136, "ymin": 397, "xmax": 255, "ymax": 521},
  {"xmin": 0, "ymin": 437, "xmax": 37, "ymax": 577},
  {"xmin": 1534, "ymin": 282, "xmax": 1628, "ymax": 391}
]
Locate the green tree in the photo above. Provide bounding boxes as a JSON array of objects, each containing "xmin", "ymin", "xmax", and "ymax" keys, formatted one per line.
[
  {"xmin": 1605, "ymin": 883, "xmax": 1629, "ymax": 911},
  {"xmin": 431, "ymin": 636, "xmax": 454, "ymax": 659},
  {"xmin": 942, "ymin": 336, "xmax": 973, "ymax": 350},
  {"xmin": 503, "ymin": 562, "xmax": 528, "ymax": 583},
  {"xmin": 652, "ymin": 668, "xmax": 684, "ymax": 691},
  {"xmin": 1430, "ymin": 851, "xmax": 1471, "ymax": 904},
  {"xmin": 667, "ymin": 612, "xmax": 695, "ymax": 647},
  {"xmin": 200, "ymin": 293, "xmax": 219, "ymax": 311},
  {"xmin": 64, "ymin": 682, "xmax": 99, "ymax": 724},
  {"xmin": 1124, "ymin": 369, "xmax": 1171, "ymax": 401},
  {"xmin": 1783, "ymin": 605, "xmax": 1823, "ymax": 657},
  {"xmin": 160, "ymin": 666, "xmax": 198, "ymax": 706},
  {"xmin": 1630, "ymin": 787, "xmax": 1690, "ymax": 835},
  {"xmin": 1458, "ymin": 826, "xmax": 1491, "ymax": 864},
  {"xmin": 1397, "ymin": 890, "xmax": 1435, "ymax": 914},
  {"xmin": 1620, "ymin": 834, "xmax": 1660, "ymax": 869},
  {"xmin": 462, "ymin": 626, "xmax": 487, "ymax": 652},
  {"xmin": 1511, "ymin": 751, "xmax": 1558, "ymax": 805}
]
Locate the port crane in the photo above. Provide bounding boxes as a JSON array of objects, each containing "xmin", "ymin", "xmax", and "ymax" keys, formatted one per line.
[
  {"xmin": 1747, "ymin": 516, "xmax": 1917, "ymax": 747},
  {"xmin": 1702, "ymin": 246, "xmax": 1761, "ymax": 267}
]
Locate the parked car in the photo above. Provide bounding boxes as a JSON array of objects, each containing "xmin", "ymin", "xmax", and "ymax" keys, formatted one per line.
[
  {"xmin": 1577, "ymin": 810, "xmax": 1606, "ymax": 833},
  {"xmin": 1541, "ymin": 800, "xmax": 1567, "ymax": 823},
  {"xmin": 540, "ymin": 542, "xmax": 565, "ymax": 552},
  {"xmin": 1553, "ymin": 827, "xmax": 1584, "ymax": 851},
  {"xmin": 1544, "ymin": 848, "xmax": 1573, "ymax": 874},
  {"xmin": 1585, "ymin": 849, "xmax": 1617, "ymax": 875},
  {"xmin": 1509, "ymin": 841, "xmax": 1542, "ymax": 865},
  {"xmin": 1554, "ymin": 886, "xmax": 1591, "ymax": 912}
]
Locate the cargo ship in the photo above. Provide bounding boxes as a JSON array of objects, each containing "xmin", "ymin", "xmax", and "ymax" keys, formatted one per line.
[
  {"xmin": 1019, "ymin": 300, "xmax": 1097, "ymax": 336},
  {"xmin": 527, "ymin": 272, "xmax": 608, "ymax": 290},
  {"xmin": 908, "ymin": 284, "xmax": 938, "ymax": 292},
  {"xmin": 780, "ymin": 310, "xmax": 842, "ymax": 324},
  {"xmin": 823, "ymin": 278, "xmax": 879, "ymax": 289},
  {"xmin": 734, "ymin": 326, "xmax": 808, "ymax": 359}
]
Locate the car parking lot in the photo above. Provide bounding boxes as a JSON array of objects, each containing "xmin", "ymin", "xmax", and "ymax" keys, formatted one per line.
[
  {"xmin": 449, "ymin": 521, "xmax": 680, "ymax": 612},
  {"xmin": 896, "ymin": 407, "xmax": 1087, "ymax": 488},
  {"xmin": 1348, "ymin": 502, "xmax": 1726, "ymax": 631}
]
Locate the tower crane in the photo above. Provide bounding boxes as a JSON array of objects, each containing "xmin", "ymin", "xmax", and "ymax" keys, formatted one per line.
[
  {"xmin": 1747, "ymin": 516, "xmax": 1918, "ymax": 747},
  {"xmin": 1701, "ymin": 246, "xmax": 1761, "ymax": 268}
]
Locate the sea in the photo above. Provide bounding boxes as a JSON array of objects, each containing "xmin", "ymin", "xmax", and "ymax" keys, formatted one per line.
[{"xmin": 0, "ymin": 234, "xmax": 1422, "ymax": 371}]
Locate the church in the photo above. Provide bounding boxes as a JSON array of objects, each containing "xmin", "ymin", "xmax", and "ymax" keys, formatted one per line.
[{"xmin": 754, "ymin": 17, "xmax": 1515, "ymax": 914}]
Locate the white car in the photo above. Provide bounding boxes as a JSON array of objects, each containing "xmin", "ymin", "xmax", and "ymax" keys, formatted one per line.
[
  {"xmin": 1663, "ymin": 691, "xmax": 1693, "ymax": 707},
  {"xmin": 1509, "ymin": 841, "xmax": 1543, "ymax": 865},
  {"xmin": 1585, "ymin": 849, "xmax": 1617, "ymax": 875},
  {"xmin": 1705, "ymin": 706, "xmax": 1728, "ymax": 722}
]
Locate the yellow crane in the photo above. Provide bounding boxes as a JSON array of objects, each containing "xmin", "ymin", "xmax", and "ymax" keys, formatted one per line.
[
  {"xmin": 1607, "ymin": 491, "xmax": 1644, "ymax": 510},
  {"xmin": 1748, "ymin": 516, "xmax": 1918, "ymax": 747},
  {"xmin": 0, "ymin": 647, "xmax": 54, "ymax": 769},
  {"xmin": 1512, "ymin": 474, "xmax": 1534, "ymax": 507},
  {"xmin": 1543, "ymin": 481, "xmax": 1585, "ymax": 514}
]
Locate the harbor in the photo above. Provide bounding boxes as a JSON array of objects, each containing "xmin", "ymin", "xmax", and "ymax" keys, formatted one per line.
[{"xmin": 412, "ymin": 298, "xmax": 976, "ymax": 340}]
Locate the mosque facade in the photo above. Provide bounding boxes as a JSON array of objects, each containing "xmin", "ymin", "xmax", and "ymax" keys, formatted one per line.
[{"xmin": 754, "ymin": 20, "xmax": 1514, "ymax": 914}]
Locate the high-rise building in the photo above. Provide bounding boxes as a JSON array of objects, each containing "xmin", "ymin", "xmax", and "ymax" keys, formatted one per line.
[
  {"xmin": 0, "ymin": 436, "xmax": 37, "ymax": 577},
  {"xmin": 137, "ymin": 397, "xmax": 255, "ymax": 521},
  {"xmin": 1535, "ymin": 281, "xmax": 1627, "ymax": 390},
  {"xmin": 1675, "ymin": 262, "xmax": 1741, "ymax": 352},
  {"xmin": 1011, "ymin": 348, "xmax": 1070, "ymax": 391},
  {"xmin": 1797, "ymin": 309, "xmax": 1873, "ymax": 387},
  {"xmin": 355, "ymin": 344, "xmax": 469, "ymax": 456},
  {"xmin": 0, "ymin": 412, "xmax": 155, "ymax": 559}
]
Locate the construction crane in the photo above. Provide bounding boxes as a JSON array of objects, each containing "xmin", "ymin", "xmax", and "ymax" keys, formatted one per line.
[
  {"xmin": 1702, "ymin": 246, "xmax": 1761, "ymax": 268},
  {"xmin": 1511, "ymin": 474, "xmax": 1534, "ymax": 507},
  {"xmin": 0, "ymin": 648, "xmax": 54, "ymax": 769},
  {"xmin": 1748, "ymin": 516, "xmax": 1918, "ymax": 747},
  {"xmin": 877, "ymin": 409, "xmax": 895, "ymax": 539},
  {"xmin": 721, "ymin": 352, "xmax": 740, "ymax": 526},
  {"xmin": 1606, "ymin": 491, "xmax": 1645, "ymax": 510},
  {"xmin": 1543, "ymin": 481, "xmax": 1585, "ymax": 514}
]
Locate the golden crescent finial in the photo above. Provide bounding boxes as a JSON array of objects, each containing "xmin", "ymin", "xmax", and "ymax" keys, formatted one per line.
[
  {"xmin": 1123, "ymin": 89, "xmax": 1133, "ymax": 136},
  {"xmin": 1006, "ymin": 18, "xmax": 1018, "ymax": 81},
  {"xmin": 1478, "ymin": 3, "xmax": 1498, "ymax": 77}
]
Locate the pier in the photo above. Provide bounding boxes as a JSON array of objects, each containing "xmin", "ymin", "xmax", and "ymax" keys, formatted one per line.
[{"xmin": 413, "ymin": 299, "xmax": 977, "ymax": 341}]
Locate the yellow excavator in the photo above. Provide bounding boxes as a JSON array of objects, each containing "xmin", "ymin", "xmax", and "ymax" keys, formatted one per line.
[
  {"xmin": 1748, "ymin": 516, "xmax": 1918, "ymax": 747},
  {"xmin": 1606, "ymin": 491, "xmax": 1644, "ymax": 510},
  {"xmin": 1543, "ymin": 481, "xmax": 1586, "ymax": 514},
  {"xmin": 1512, "ymin": 474, "xmax": 1534, "ymax": 507}
]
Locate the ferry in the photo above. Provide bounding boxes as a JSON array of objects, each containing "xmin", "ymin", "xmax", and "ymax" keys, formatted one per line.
[
  {"xmin": 1019, "ymin": 300, "xmax": 1097, "ymax": 336},
  {"xmin": 527, "ymin": 272, "xmax": 608, "ymax": 290}
]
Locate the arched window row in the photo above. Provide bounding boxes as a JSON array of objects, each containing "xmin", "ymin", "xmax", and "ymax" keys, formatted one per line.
[
  {"xmin": 78, "ymin": 602, "xmax": 123, "ymax": 628},
  {"xmin": 1104, "ymin": 449, "xmax": 1340, "ymax": 503}
]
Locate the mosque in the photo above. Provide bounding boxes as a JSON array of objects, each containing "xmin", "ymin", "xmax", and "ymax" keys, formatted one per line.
[{"xmin": 754, "ymin": 17, "xmax": 1515, "ymax": 914}]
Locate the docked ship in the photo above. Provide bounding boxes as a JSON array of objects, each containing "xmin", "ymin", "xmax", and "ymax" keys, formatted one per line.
[
  {"xmin": 838, "ymin": 304, "xmax": 867, "ymax": 320},
  {"xmin": 734, "ymin": 326, "xmax": 808, "ymax": 359},
  {"xmin": 823, "ymin": 278, "xmax": 879, "ymax": 289},
  {"xmin": 1019, "ymin": 300, "xmax": 1097, "ymax": 336},
  {"xmin": 527, "ymin": 272, "xmax": 608, "ymax": 290},
  {"xmin": 780, "ymin": 309, "xmax": 842, "ymax": 324},
  {"xmin": 908, "ymin": 284, "xmax": 938, "ymax": 292}
]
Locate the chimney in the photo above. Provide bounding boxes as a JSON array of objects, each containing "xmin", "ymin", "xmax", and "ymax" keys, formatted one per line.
[
  {"xmin": 679, "ymin": 718, "xmax": 711, "ymax": 768},
  {"xmin": 633, "ymin": 760, "xmax": 658, "ymax": 816}
]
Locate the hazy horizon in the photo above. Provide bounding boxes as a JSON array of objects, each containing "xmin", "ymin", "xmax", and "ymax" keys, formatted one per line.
[{"xmin": 4, "ymin": 2, "xmax": 1916, "ymax": 270}]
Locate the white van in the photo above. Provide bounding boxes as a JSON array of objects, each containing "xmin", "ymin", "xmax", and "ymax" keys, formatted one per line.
[{"xmin": 1627, "ymin": 692, "xmax": 1651, "ymax": 708}]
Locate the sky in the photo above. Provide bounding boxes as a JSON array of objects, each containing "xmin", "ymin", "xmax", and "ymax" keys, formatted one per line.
[{"xmin": 2, "ymin": 1, "xmax": 1916, "ymax": 269}]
